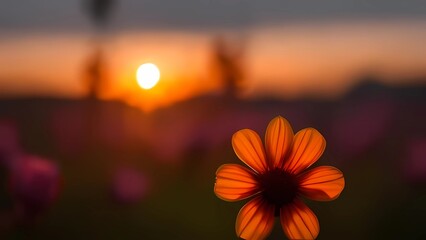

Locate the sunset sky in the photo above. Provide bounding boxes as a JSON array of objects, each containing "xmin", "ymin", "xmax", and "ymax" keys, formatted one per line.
[{"xmin": 1, "ymin": 0, "xmax": 426, "ymax": 110}]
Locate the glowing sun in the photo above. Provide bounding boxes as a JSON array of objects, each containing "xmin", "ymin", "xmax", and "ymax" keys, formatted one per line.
[{"xmin": 136, "ymin": 63, "xmax": 160, "ymax": 89}]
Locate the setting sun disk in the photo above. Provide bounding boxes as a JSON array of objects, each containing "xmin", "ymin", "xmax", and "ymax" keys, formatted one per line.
[{"xmin": 136, "ymin": 63, "xmax": 160, "ymax": 90}]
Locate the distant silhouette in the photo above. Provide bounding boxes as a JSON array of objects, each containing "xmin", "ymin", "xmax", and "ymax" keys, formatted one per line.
[
  {"xmin": 84, "ymin": 48, "xmax": 106, "ymax": 99},
  {"xmin": 211, "ymin": 37, "xmax": 245, "ymax": 99},
  {"xmin": 82, "ymin": 0, "xmax": 115, "ymax": 99}
]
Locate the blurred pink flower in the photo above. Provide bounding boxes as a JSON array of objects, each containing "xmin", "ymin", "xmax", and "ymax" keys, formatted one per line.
[
  {"xmin": 0, "ymin": 120, "xmax": 21, "ymax": 168},
  {"xmin": 111, "ymin": 167, "xmax": 149, "ymax": 204},
  {"xmin": 146, "ymin": 111, "xmax": 202, "ymax": 161},
  {"xmin": 8, "ymin": 155, "xmax": 61, "ymax": 216},
  {"xmin": 147, "ymin": 105, "xmax": 310, "ymax": 162},
  {"xmin": 329, "ymin": 97, "xmax": 394, "ymax": 158},
  {"xmin": 96, "ymin": 104, "xmax": 128, "ymax": 150},
  {"xmin": 403, "ymin": 138, "xmax": 426, "ymax": 183},
  {"xmin": 50, "ymin": 106, "xmax": 86, "ymax": 154},
  {"xmin": 197, "ymin": 107, "xmax": 310, "ymax": 150}
]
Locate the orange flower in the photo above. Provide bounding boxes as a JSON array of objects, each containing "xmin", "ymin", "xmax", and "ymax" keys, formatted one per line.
[{"xmin": 214, "ymin": 116, "xmax": 345, "ymax": 240}]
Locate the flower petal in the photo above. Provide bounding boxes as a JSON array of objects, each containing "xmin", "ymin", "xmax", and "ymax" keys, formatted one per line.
[
  {"xmin": 232, "ymin": 129, "xmax": 268, "ymax": 173},
  {"xmin": 236, "ymin": 196, "xmax": 275, "ymax": 240},
  {"xmin": 280, "ymin": 200, "xmax": 320, "ymax": 240},
  {"xmin": 214, "ymin": 164, "xmax": 259, "ymax": 202},
  {"xmin": 298, "ymin": 166, "xmax": 345, "ymax": 201},
  {"xmin": 265, "ymin": 116, "xmax": 294, "ymax": 169},
  {"xmin": 283, "ymin": 128, "xmax": 326, "ymax": 174}
]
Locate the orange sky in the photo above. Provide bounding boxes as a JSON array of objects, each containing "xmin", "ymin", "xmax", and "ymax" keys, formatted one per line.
[{"xmin": 0, "ymin": 20, "xmax": 426, "ymax": 111}]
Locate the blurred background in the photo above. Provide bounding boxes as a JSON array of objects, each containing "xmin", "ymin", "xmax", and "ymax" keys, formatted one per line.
[{"xmin": 1, "ymin": 0, "xmax": 426, "ymax": 239}]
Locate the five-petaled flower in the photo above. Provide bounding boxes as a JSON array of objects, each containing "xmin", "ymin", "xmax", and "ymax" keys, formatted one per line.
[{"xmin": 214, "ymin": 116, "xmax": 345, "ymax": 239}]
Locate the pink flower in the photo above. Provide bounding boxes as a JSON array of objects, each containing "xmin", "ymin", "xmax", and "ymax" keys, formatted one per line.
[
  {"xmin": 329, "ymin": 97, "xmax": 394, "ymax": 158},
  {"xmin": 0, "ymin": 120, "xmax": 21, "ymax": 168},
  {"xmin": 403, "ymin": 138, "xmax": 426, "ymax": 183},
  {"xmin": 9, "ymin": 155, "xmax": 61, "ymax": 216},
  {"xmin": 111, "ymin": 167, "xmax": 149, "ymax": 204},
  {"xmin": 50, "ymin": 106, "xmax": 87, "ymax": 154}
]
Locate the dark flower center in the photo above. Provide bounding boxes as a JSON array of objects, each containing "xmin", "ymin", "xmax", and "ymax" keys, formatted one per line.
[{"xmin": 257, "ymin": 168, "xmax": 299, "ymax": 214}]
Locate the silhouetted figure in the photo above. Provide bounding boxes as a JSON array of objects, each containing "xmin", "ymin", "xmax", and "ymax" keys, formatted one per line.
[
  {"xmin": 82, "ymin": 0, "xmax": 115, "ymax": 99},
  {"xmin": 84, "ymin": 48, "xmax": 105, "ymax": 99},
  {"xmin": 212, "ymin": 37, "xmax": 245, "ymax": 99}
]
